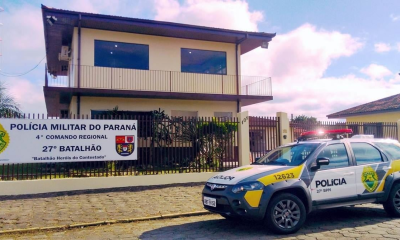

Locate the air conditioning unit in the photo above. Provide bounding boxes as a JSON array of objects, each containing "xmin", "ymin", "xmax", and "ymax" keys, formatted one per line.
[{"xmin": 58, "ymin": 46, "xmax": 70, "ymax": 61}]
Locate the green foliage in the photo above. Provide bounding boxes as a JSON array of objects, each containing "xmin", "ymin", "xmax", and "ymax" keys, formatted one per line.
[
  {"xmin": 293, "ymin": 115, "xmax": 317, "ymax": 123},
  {"xmin": 149, "ymin": 110, "xmax": 238, "ymax": 171},
  {"xmin": 0, "ymin": 82, "xmax": 21, "ymax": 116}
]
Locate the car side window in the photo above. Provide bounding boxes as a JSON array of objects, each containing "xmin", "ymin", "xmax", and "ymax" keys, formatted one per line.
[
  {"xmin": 350, "ymin": 142, "xmax": 383, "ymax": 165},
  {"xmin": 317, "ymin": 143, "xmax": 349, "ymax": 170}
]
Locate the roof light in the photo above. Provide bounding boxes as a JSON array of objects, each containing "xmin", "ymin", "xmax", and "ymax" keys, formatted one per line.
[
  {"xmin": 298, "ymin": 129, "xmax": 353, "ymax": 142},
  {"xmin": 300, "ymin": 129, "xmax": 353, "ymax": 137}
]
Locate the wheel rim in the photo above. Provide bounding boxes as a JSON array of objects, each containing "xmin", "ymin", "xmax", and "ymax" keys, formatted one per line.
[
  {"xmin": 273, "ymin": 199, "xmax": 300, "ymax": 229},
  {"xmin": 394, "ymin": 189, "xmax": 400, "ymax": 211}
]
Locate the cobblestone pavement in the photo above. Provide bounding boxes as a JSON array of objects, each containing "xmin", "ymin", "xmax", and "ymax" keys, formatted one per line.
[
  {"xmin": 0, "ymin": 183, "xmax": 205, "ymax": 231},
  {"xmin": 2, "ymin": 203, "xmax": 400, "ymax": 239}
]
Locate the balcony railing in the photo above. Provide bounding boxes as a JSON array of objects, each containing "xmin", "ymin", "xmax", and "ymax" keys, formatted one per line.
[{"xmin": 46, "ymin": 65, "xmax": 272, "ymax": 96}]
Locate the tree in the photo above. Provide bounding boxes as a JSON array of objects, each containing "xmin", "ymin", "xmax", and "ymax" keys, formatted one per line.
[
  {"xmin": 0, "ymin": 82, "xmax": 21, "ymax": 116},
  {"xmin": 293, "ymin": 115, "xmax": 317, "ymax": 123}
]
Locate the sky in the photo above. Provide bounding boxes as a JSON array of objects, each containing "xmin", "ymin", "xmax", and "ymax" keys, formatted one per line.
[{"xmin": 0, "ymin": 0, "xmax": 399, "ymax": 120}]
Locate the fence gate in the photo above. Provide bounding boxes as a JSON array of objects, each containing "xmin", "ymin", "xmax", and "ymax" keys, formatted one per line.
[{"xmin": 249, "ymin": 116, "xmax": 280, "ymax": 162}]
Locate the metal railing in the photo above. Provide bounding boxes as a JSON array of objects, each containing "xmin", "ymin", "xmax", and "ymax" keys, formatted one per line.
[{"xmin": 46, "ymin": 65, "xmax": 272, "ymax": 96}]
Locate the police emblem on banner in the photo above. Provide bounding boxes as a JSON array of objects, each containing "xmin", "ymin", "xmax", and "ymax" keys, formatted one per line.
[
  {"xmin": 116, "ymin": 136, "xmax": 135, "ymax": 156},
  {"xmin": 0, "ymin": 123, "xmax": 9, "ymax": 154}
]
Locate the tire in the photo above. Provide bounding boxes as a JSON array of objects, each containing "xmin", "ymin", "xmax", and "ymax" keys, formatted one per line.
[
  {"xmin": 383, "ymin": 183, "xmax": 400, "ymax": 217},
  {"xmin": 264, "ymin": 193, "xmax": 306, "ymax": 234}
]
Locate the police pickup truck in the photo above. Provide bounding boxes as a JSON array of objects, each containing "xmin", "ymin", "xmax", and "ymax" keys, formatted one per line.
[{"xmin": 202, "ymin": 129, "xmax": 400, "ymax": 234}]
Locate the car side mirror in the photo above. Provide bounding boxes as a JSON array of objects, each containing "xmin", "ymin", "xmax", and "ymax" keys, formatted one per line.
[
  {"xmin": 311, "ymin": 157, "xmax": 330, "ymax": 171},
  {"xmin": 317, "ymin": 157, "xmax": 330, "ymax": 166}
]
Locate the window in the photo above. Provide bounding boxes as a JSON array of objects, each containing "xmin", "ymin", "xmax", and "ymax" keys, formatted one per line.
[
  {"xmin": 94, "ymin": 40, "xmax": 149, "ymax": 70},
  {"xmin": 214, "ymin": 112, "xmax": 232, "ymax": 118},
  {"xmin": 181, "ymin": 48, "xmax": 227, "ymax": 75},
  {"xmin": 351, "ymin": 142, "xmax": 383, "ymax": 165},
  {"xmin": 171, "ymin": 110, "xmax": 198, "ymax": 118},
  {"xmin": 317, "ymin": 144, "xmax": 349, "ymax": 170},
  {"xmin": 374, "ymin": 142, "xmax": 400, "ymax": 160}
]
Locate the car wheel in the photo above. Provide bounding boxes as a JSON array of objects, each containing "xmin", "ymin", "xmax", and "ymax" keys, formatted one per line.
[
  {"xmin": 383, "ymin": 183, "xmax": 400, "ymax": 217},
  {"xmin": 265, "ymin": 193, "xmax": 306, "ymax": 234}
]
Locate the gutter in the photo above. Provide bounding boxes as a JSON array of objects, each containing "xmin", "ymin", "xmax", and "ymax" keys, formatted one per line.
[
  {"xmin": 77, "ymin": 14, "xmax": 81, "ymax": 116},
  {"xmin": 235, "ymin": 34, "xmax": 248, "ymax": 113}
]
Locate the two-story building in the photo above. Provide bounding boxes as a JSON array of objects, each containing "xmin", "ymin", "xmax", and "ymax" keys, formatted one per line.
[{"xmin": 42, "ymin": 5, "xmax": 275, "ymax": 119}]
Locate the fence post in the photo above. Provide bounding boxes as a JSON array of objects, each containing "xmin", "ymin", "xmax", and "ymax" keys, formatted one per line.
[
  {"xmin": 238, "ymin": 111, "xmax": 250, "ymax": 166},
  {"xmin": 276, "ymin": 112, "xmax": 292, "ymax": 145},
  {"xmin": 397, "ymin": 120, "xmax": 400, "ymax": 141}
]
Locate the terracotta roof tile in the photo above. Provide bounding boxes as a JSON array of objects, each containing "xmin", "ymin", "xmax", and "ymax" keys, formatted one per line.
[{"xmin": 327, "ymin": 93, "xmax": 400, "ymax": 118}]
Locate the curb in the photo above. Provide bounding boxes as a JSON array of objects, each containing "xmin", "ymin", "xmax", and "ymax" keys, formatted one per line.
[{"xmin": 0, "ymin": 211, "xmax": 215, "ymax": 236}]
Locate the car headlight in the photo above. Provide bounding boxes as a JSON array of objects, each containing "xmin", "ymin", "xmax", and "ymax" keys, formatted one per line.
[{"xmin": 232, "ymin": 181, "xmax": 264, "ymax": 193}]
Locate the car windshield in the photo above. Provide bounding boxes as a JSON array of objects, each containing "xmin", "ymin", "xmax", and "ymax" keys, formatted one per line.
[{"xmin": 255, "ymin": 143, "xmax": 320, "ymax": 166}]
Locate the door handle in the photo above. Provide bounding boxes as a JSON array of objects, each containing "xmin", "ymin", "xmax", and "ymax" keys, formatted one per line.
[
  {"xmin": 343, "ymin": 172, "xmax": 355, "ymax": 176},
  {"xmin": 383, "ymin": 167, "xmax": 392, "ymax": 170}
]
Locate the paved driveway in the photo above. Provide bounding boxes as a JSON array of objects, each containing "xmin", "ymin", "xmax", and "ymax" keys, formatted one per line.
[{"xmin": 2, "ymin": 203, "xmax": 400, "ymax": 240}]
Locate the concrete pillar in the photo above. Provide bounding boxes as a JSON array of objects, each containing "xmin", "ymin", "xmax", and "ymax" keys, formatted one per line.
[
  {"xmin": 397, "ymin": 120, "xmax": 400, "ymax": 141},
  {"xmin": 238, "ymin": 111, "xmax": 250, "ymax": 166},
  {"xmin": 276, "ymin": 112, "xmax": 292, "ymax": 145}
]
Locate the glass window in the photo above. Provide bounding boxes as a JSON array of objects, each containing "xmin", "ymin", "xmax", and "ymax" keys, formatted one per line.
[
  {"xmin": 214, "ymin": 112, "xmax": 232, "ymax": 118},
  {"xmin": 374, "ymin": 142, "xmax": 400, "ymax": 160},
  {"xmin": 255, "ymin": 143, "xmax": 319, "ymax": 166},
  {"xmin": 351, "ymin": 142, "xmax": 383, "ymax": 165},
  {"xmin": 171, "ymin": 110, "xmax": 198, "ymax": 118},
  {"xmin": 181, "ymin": 48, "xmax": 227, "ymax": 75},
  {"xmin": 94, "ymin": 40, "xmax": 149, "ymax": 70},
  {"xmin": 317, "ymin": 144, "xmax": 349, "ymax": 170}
]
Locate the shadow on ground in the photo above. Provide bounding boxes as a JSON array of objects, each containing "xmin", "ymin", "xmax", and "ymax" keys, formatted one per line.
[{"xmin": 139, "ymin": 205, "xmax": 394, "ymax": 239}]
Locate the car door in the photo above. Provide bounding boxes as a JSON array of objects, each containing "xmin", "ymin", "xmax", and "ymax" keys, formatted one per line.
[
  {"xmin": 351, "ymin": 142, "xmax": 389, "ymax": 196},
  {"xmin": 309, "ymin": 143, "xmax": 357, "ymax": 202}
]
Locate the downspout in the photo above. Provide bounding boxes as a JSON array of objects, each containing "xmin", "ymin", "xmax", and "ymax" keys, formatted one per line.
[
  {"xmin": 235, "ymin": 34, "xmax": 248, "ymax": 113},
  {"xmin": 77, "ymin": 14, "xmax": 81, "ymax": 117}
]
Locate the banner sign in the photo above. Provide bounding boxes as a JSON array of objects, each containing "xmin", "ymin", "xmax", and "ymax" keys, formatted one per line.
[{"xmin": 0, "ymin": 119, "xmax": 138, "ymax": 164}]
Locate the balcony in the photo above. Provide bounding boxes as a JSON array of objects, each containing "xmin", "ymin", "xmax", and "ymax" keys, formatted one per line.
[{"xmin": 44, "ymin": 65, "xmax": 273, "ymax": 114}]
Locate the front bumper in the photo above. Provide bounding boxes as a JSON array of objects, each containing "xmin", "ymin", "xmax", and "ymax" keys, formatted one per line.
[{"xmin": 202, "ymin": 184, "xmax": 266, "ymax": 220}]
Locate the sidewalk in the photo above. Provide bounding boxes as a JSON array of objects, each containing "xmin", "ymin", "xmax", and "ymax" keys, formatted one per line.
[{"xmin": 0, "ymin": 182, "xmax": 206, "ymax": 232}]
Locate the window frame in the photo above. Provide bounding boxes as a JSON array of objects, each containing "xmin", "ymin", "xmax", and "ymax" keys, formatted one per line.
[
  {"xmin": 180, "ymin": 48, "xmax": 227, "ymax": 75},
  {"xmin": 350, "ymin": 142, "xmax": 385, "ymax": 166},
  {"xmin": 315, "ymin": 143, "xmax": 351, "ymax": 171},
  {"xmin": 94, "ymin": 40, "xmax": 150, "ymax": 70}
]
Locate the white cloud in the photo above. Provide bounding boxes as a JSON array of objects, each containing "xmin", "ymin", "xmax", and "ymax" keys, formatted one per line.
[
  {"xmin": 240, "ymin": 24, "xmax": 378, "ymax": 119},
  {"xmin": 397, "ymin": 42, "xmax": 400, "ymax": 52},
  {"xmin": 390, "ymin": 14, "xmax": 400, "ymax": 22},
  {"xmin": 6, "ymin": 78, "xmax": 46, "ymax": 114},
  {"xmin": 154, "ymin": 0, "xmax": 263, "ymax": 31},
  {"xmin": 374, "ymin": 42, "xmax": 391, "ymax": 53},
  {"xmin": 360, "ymin": 64, "xmax": 393, "ymax": 79}
]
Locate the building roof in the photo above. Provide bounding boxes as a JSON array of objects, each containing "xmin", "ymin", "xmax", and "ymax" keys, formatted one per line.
[
  {"xmin": 327, "ymin": 93, "xmax": 400, "ymax": 119},
  {"xmin": 41, "ymin": 5, "xmax": 275, "ymax": 76}
]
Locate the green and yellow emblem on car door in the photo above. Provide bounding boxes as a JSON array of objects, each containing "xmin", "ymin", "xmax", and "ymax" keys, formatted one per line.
[{"xmin": 362, "ymin": 166, "xmax": 379, "ymax": 192}]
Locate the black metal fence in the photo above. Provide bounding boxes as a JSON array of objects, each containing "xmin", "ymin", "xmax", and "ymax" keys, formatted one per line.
[
  {"xmin": 0, "ymin": 114, "xmax": 239, "ymax": 181},
  {"xmin": 249, "ymin": 116, "xmax": 280, "ymax": 162},
  {"xmin": 290, "ymin": 121, "xmax": 398, "ymax": 141}
]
